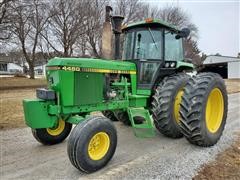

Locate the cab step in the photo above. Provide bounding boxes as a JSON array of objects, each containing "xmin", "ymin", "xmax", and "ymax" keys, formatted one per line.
[{"xmin": 127, "ymin": 107, "xmax": 155, "ymax": 138}]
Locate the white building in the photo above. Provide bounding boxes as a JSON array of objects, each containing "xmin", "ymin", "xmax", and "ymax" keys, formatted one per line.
[
  {"xmin": 8, "ymin": 63, "xmax": 23, "ymax": 73},
  {"xmin": 203, "ymin": 55, "xmax": 240, "ymax": 79},
  {"xmin": 0, "ymin": 61, "xmax": 23, "ymax": 74},
  {"xmin": 0, "ymin": 60, "xmax": 46, "ymax": 76},
  {"xmin": 34, "ymin": 64, "xmax": 46, "ymax": 75}
]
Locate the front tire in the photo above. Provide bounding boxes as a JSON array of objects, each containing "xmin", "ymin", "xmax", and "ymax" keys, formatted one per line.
[
  {"xmin": 179, "ymin": 73, "xmax": 228, "ymax": 146},
  {"xmin": 32, "ymin": 119, "xmax": 72, "ymax": 145},
  {"xmin": 151, "ymin": 73, "xmax": 190, "ymax": 138},
  {"xmin": 67, "ymin": 116, "xmax": 117, "ymax": 173}
]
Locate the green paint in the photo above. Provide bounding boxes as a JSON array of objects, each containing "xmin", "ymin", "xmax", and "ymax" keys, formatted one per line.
[
  {"xmin": 67, "ymin": 115, "xmax": 86, "ymax": 124},
  {"xmin": 23, "ymin": 99, "xmax": 57, "ymax": 128},
  {"xmin": 61, "ymin": 100, "xmax": 129, "ymax": 114},
  {"xmin": 136, "ymin": 89, "xmax": 151, "ymax": 95},
  {"xmin": 130, "ymin": 74, "xmax": 137, "ymax": 95},
  {"xmin": 127, "ymin": 107, "xmax": 155, "ymax": 138},
  {"xmin": 129, "ymin": 95, "xmax": 148, "ymax": 107},
  {"xmin": 47, "ymin": 57, "xmax": 136, "ymax": 71},
  {"xmin": 176, "ymin": 61, "xmax": 194, "ymax": 69},
  {"xmin": 59, "ymin": 70, "xmax": 74, "ymax": 106},
  {"xmin": 74, "ymin": 72, "xmax": 103, "ymax": 105}
]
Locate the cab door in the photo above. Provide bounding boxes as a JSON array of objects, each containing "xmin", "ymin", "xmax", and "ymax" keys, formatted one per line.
[{"xmin": 133, "ymin": 28, "xmax": 164, "ymax": 89}]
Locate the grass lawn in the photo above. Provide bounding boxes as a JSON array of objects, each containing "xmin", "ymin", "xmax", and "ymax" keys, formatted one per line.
[{"xmin": 0, "ymin": 77, "xmax": 46, "ymax": 90}]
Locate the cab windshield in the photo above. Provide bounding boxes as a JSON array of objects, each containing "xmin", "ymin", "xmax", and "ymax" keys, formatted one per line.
[
  {"xmin": 122, "ymin": 28, "xmax": 184, "ymax": 61},
  {"xmin": 122, "ymin": 28, "xmax": 162, "ymax": 60}
]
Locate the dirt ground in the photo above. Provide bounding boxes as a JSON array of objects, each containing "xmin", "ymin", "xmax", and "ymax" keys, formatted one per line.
[{"xmin": 194, "ymin": 135, "xmax": 240, "ymax": 180}]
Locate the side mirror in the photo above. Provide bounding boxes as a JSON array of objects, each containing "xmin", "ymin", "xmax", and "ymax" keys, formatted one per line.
[
  {"xmin": 111, "ymin": 15, "xmax": 124, "ymax": 34},
  {"xmin": 175, "ymin": 28, "xmax": 190, "ymax": 39}
]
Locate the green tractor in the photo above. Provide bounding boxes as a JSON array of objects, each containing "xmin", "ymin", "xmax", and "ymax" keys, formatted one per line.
[{"xmin": 23, "ymin": 16, "xmax": 228, "ymax": 173}]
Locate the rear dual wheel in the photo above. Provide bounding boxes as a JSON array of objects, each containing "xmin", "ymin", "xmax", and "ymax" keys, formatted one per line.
[
  {"xmin": 179, "ymin": 73, "xmax": 228, "ymax": 146},
  {"xmin": 32, "ymin": 119, "xmax": 72, "ymax": 145},
  {"xmin": 151, "ymin": 73, "xmax": 190, "ymax": 138}
]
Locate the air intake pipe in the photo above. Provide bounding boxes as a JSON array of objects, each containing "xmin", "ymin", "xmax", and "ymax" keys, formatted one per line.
[{"xmin": 111, "ymin": 16, "xmax": 124, "ymax": 60}]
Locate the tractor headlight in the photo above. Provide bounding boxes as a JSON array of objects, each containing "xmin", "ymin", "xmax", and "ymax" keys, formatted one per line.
[
  {"xmin": 36, "ymin": 88, "xmax": 56, "ymax": 100},
  {"xmin": 165, "ymin": 62, "xmax": 170, "ymax": 68},
  {"xmin": 170, "ymin": 62, "xmax": 176, "ymax": 68}
]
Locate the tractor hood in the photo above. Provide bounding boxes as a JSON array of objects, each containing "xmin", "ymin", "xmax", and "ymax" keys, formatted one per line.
[{"xmin": 47, "ymin": 57, "xmax": 136, "ymax": 72}]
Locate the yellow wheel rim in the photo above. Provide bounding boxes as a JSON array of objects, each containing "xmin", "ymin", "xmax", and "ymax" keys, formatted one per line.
[
  {"xmin": 46, "ymin": 119, "xmax": 65, "ymax": 136},
  {"xmin": 206, "ymin": 88, "xmax": 224, "ymax": 133},
  {"xmin": 88, "ymin": 132, "xmax": 110, "ymax": 161},
  {"xmin": 174, "ymin": 89, "xmax": 184, "ymax": 124}
]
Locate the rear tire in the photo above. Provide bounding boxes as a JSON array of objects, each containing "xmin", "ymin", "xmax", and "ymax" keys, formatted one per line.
[
  {"xmin": 102, "ymin": 111, "xmax": 118, "ymax": 121},
  {"xmin": 114, "ymin": 110, "xmax": 131, "ymax": 125},
  {"xmin": 67, "ymin": 116, "xmax": 117, "ymax": 173},
  {"xmin": 179, "ymin": 73, "xmax": 228, "ymax": 147},
  {"xmin": 32, "ymin": 120, "xmax": 72, "ymax": 145},
  {"xmin": 113, "ymin": 110, "xmax": 144, "ymax": 125},
  {"xmin": 151, "ymin": 73, "xmax": 190, "ymax": 138}
]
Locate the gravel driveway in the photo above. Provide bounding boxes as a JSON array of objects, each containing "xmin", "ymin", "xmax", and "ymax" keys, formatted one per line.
[{"xmin": 0, "ymin": 93, "xmax": 239, "ymax": 180}]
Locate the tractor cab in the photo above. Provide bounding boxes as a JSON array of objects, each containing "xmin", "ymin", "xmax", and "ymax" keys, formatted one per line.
[{"xmin": 121, "ymin": 18, "xmax": 190, "ymax": 89}]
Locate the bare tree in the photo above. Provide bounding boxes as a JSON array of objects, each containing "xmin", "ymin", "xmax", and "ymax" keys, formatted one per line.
[
  {"xmin": 0, "ymin": 0, "xmax": 14, "ymax": 41},
  {"xmin": 113, "ymin": 0, "xmax": 145, "ymax": 24},
  {"xmin": 41, "ymin": 0, "xmax": 88, "ymax": 57},
  {"xmin": 10, "ymin": 0, "xmax": 50, "ymax": 78},
  {"xmin": 82, "ymin": 0, "xmax": 109, "ymax": 57},
  {"xmin": 183, "ymin": 37, "xmax": 202, "ymax": 66}
]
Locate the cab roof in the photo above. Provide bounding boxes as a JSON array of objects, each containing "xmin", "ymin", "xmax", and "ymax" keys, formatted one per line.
[{"xmin": 122, "ymin": 18, "xmax": 180, "ymax": 32}]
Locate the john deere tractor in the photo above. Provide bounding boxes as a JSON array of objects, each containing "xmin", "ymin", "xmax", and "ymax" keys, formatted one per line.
[{"xmin": 23, "ymin": 16, "xmax": 228, "ymax": 173}]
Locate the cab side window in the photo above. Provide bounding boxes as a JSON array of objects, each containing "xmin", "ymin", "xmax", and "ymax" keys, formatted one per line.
[{"xmin": 165, "ymin": 31, "xmax": 184, "ymax": 61}]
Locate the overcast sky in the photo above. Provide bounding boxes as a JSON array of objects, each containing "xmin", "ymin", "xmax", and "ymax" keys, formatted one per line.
[{"xmin": 147, "ymin": 0, "xmax": 239, "ymax": 57}]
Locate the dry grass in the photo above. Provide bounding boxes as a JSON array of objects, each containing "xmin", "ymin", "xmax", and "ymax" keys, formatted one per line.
[
  {"xmin": 0, "ymin": 77, "xmax": 46, "ymax": 90},
  {"xmin": 194, "ymin": 135, "xmax": 240, "ymax": 180},
  {"xmin": 225, "ymin": 79, "xmax": 240, "ymax": 94},
  {"xmin": 0, "ymin": 89, "xmax": 35, "ymax": 130},
  {"xmin": 0, "ymin": 77, "xmax": 46, "ymax": 129}
]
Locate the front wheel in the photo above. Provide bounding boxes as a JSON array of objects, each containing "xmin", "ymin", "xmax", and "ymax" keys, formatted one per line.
[
  {"xmin": 32, "ymin": 119, "xmax": 72, "ymax": 145},
  {"xmin": 67, "ymin": 116, "xmax": 117, "ymax": 173}
]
